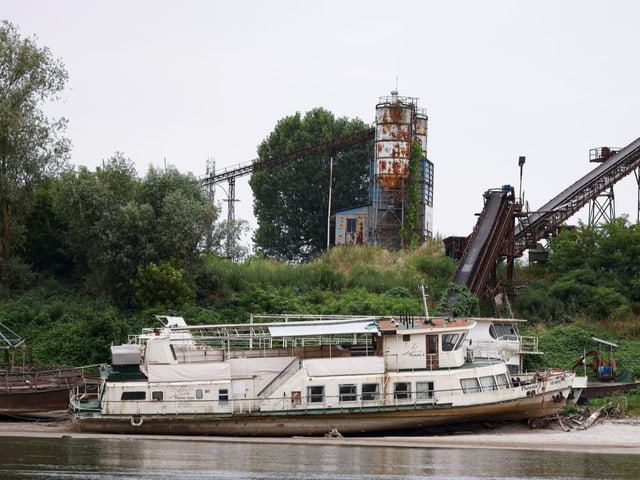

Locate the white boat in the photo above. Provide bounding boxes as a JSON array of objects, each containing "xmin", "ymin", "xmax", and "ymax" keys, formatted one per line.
[
  {"xmin": 464, "ymin": 317, "xmax": 588, "ymax": 404},
  {"xmin": 463, "ymin": 317, "xmax": 541, "ymax": 374},
  {"xmin": 69, "ymin": 314, "xmax": 575, "ymax": 436}
]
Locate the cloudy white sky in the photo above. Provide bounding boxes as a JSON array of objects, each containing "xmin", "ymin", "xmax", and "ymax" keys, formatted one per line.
[{"xmin": 4, "ymin": 1, "xmax": 640, "ymax": 245}]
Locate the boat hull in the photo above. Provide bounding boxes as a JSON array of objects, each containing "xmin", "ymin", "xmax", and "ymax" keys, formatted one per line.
[
  {"xmin": 581, "ymin": 380, "xmax": 640, "ymax": 401},
  {"xmin": 1, "ymin": 387, "xmax": 71, "ymax": 415},
  {"xmin": 71, "ymin": 387, "xmax": 571, "ymax": 436},
  {"xmin": 1, "ymin": 368, "xmax": 94, "ymax": 415}
]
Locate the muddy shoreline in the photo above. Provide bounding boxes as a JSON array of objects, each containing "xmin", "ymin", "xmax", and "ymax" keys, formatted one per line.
[{"xmin": 1, "ymin": 412, "xmax": 639, "ymax": 454}]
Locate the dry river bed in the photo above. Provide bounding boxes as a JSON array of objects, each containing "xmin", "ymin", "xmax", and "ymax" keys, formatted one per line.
[{"xmin": 0, "ymin": 412, "xmax": 638, "ymax": 455}]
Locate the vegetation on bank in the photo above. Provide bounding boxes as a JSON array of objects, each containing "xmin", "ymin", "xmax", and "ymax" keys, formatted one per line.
[{"xmin": 2, "ymin": 233, "xmax": 640, "ymax": 383}]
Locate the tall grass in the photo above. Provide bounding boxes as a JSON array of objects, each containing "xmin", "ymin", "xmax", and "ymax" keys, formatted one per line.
[{"xmin": 205, "ymin": 241, "xmax": 450, "ymax": 298}]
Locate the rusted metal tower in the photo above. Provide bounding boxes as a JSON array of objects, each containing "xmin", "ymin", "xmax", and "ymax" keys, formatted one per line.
[
  {"xmin": 588, "ymin": 147, "xmax": 617, "ymax": 226},
  {"xmin": 370, "ymin": 91, "xmax": 433, "ymax": 248}
]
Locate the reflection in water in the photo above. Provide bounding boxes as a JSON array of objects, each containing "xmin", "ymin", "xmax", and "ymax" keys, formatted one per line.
[{"xmin": 0, "ymin": 436, "xmax": 639, "ymax": 479}]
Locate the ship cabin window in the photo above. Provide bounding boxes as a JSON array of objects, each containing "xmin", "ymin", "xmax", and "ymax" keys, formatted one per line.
[
  {"xmin": 151, "ymin": 391, "xmax": 163, "ymax": 401},
  {"xmin": 121, "ymin": 391, "xmax": 146, "ymax": 401},
  {"xmin": 490, "ymin": 324, "xmax": 517, "ymax": 340},
  {"xmin": 496, "ymin": 374, "xmax": 509, "ymax": 389},
  {"xmin": 219, "ymin": 389, "xmax": 229, "ymax": 405},
  {"xmin": 416, "ymin": 381, "xmax": 434, "ymax": 399},
  {"xmin": 506, "ymin": 364, "xmax": 520, "ymax": 375},
  {"xmin": 479, "ymin": 375, "xmax": 497, "ymax": 391},
  {"xmin": 394, "ymin": 382, "xmax": 411, "ymax": 400},
  {"xmin": 460, "ymin": 378, "xmax": 481, "ymax": 394},
  {"xmin": 402, "ymin": 334, "xmax": 411, "ymax": 342},
  {"xmin": 361, "ymin": 383, "xmax": 379, "ymax": 401},
  {"xmin": 339, "ymin": 384, "xmax": 357, "ymax": 402},
  {"xmin": 291, "ymin": 390, "xmax": 302, "ymax": 405},
  {"xmin": 307, "ymin": 386, "xmax": 325, "ymax": 403},
  {"xmin": 196, "ymin": 389, "xmax": 204, "ymax": 399},
  {"xmin": 441, "ymin": 334, "xmax": 460, "ymax": 352},
  {"xmin": 346, "ymin": 218, "xmax": 357, "ymax": 233}
]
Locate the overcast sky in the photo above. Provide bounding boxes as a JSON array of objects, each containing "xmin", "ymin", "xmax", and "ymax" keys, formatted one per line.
[{"xmin": 4, "ymin": 1, "xmax": 640, "ymax": 245}]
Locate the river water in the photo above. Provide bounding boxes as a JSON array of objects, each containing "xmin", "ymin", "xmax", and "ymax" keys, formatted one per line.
[{"xmin": 0, "ymin": 436, "xmax": 639, "ymax": 479}]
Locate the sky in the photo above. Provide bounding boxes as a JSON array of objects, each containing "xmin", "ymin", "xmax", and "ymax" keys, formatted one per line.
[{"xmin": 3, "ymin": 0, "xmax": 640, "ymax": 246}]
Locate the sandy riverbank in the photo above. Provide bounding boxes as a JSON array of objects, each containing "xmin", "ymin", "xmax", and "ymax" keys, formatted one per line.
[{"xmin": 1, "ymin": 414, "xmax": 638, "ymax": 455}]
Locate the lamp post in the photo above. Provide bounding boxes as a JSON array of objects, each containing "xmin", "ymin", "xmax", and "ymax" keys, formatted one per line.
[
  {"xmin": 327, "ymin": 154, "xmax": 334, "ymax": 251},
  {"xmin": 518, "ymin": 156, "xmax": 526, "ymax": 204}
]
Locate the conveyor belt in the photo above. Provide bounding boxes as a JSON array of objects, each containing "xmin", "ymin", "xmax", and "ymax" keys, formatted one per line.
[
  {"xmin": 453, "ymin": 187, "xmax": 516, "ymax": 297},
  {"xmin": 450, "ymin": 135, "xmax": 640, "ymax": 308},
  {"xmin": 514, "ymin": 135, "xmax": 640, "ymax": 254}
]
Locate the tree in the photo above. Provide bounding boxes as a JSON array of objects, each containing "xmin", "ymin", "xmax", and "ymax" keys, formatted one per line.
[
  {"xmin": 207, "ymin": 218, "xmax": 250, "ymax": 262},
  {"xmin": 51, "ymin": 154, "xmax": 139, "ymax": 283},
  {"xmin": 52, "ymin": 161, "xmax": 216, "ymax": 306},
  {"xmin": 131, "ymin": 260, "xmax": 196, "ymax": 310},
  {"xmin": 21, "ymin": 182, "xmax": 71, "ymax": 276},
  {"xmin": 0, "ymin": 21, "xmax": 70, "ymax": 287},
  {"xmin": 138, "ymin": 166, "xmax": 216, "ymax": 263},
  {"xmin": 514, "ymin": 218, "xmax": 640, "ymax": 322},
  {"xmin": 250, "ymin": 108, "xmax": 371, "ymax": 262}
]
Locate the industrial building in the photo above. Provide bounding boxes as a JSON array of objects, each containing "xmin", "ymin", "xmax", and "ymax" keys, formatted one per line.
[{"xmin": 335, "ymin": 91, "xmax": 434, "ymax": 248}]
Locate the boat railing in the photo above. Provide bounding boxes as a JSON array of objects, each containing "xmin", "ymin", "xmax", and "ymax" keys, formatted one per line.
[
  {"xmin": 467, "ymin": 341, "xmax": 503, "ymax": 362},
  {"xmin": 69, "ymin": 384, "xmax": 103, "ymax": 412},
  {"xmin": 518, "ymin": 335, "xmax": 539, "ymax": 354},
  {"xmin": 249, "ymin": 314, "xmax": 378, "ymax": 323},
  {"xmin": 469, "ymin": 335, "xmax": 539, "ymax": 358},
  {"xmin": 1, "ymin": 364, "xmax": 100, "ymax": 393},
  {"xmin": 496, "ymin": 335, "xmax": 519, "ymax": 342},
  {"xmin": 134, "ymin": 314, "xmax": 378, "ymax": 339},
  {"xmin": 133, "ymin": 324, "xmax": 378, "ymax": 363}
]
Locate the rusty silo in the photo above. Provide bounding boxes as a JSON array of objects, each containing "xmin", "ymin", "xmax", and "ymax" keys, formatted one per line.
[
  {"xmin": 370, "ymin": 91, "xmax": 433, "ymax": 247},
  {"xmin": 415, "ymin": 108, "xmax": 434, "ymax": 239},
  {"xmin": 375, "ymin": 91, "xmax": 414, "ymax": 189}
]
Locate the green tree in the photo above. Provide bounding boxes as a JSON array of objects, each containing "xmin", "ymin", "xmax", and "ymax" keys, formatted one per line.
[
  {"xmin": 138, "ymin": 166, "xmax": 216, "ymax": 263},
  {"xmin": 0, "ymin": 21, "xmax": 70, "ymax": 287},
  {"xmin": 51, "ymin": 154, "xmax": 139, "ymax": 284},
  {"xmin": 132, "ymin": 260, "xmax": 196, "ymax": 310},
  {"xmin": 52, "ymin": 161, "xmax": 215, "ymax": 305},
  {"xmin": 250, "ymin": 108, "xmax": 372, "ymax": 262},
  {"xmin": 514, "ymin": 218, "xmax": 640, "ymax": 322},
  {"xmin": 208, "ymin": 218, "xmax": 250, "ymax": 261},
  {"xmin": 21, "ymin": 182, "xmax": 71, "ymax": 276}
]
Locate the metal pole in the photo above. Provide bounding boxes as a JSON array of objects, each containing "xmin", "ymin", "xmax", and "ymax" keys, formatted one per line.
[
  {"xmin": 518, "ymin": 156, "xmax": 526, "ymax": 204},
  {"xmin": 327, "ymin": 155, "xmax": 333, "ymax": 251},
  {"xmin": 420, "ymin": 280, "xmax": 429, "ymax": 318}
]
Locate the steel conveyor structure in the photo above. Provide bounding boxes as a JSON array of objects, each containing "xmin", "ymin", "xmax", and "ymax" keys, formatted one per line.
[
  {"xmin": 452, "ymin": 186, "xmax": 517, "ymax": 299},
  {"xmin": 200, "ymin": 127, "xmax": 375, "ymax": 229},
  {"xmin": 448, "ymin": 135, "xmax": 640, "ymax": 313},
  {"xmin": 202, "ymin": 128, "xmax": 375, "ymax": 186},
  {"xmin": 514, "ymin": 135, "xmax": 640, "ymax": 255}
]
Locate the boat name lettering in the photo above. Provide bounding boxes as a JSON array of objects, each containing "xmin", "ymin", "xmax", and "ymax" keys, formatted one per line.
[
  {"xmin": 169, "ymin": 385, "xmax": 193, "ymax": 400},
  {"xmin": 402, "ymin": 343, "xmax": 424, "ymax": 357}
]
